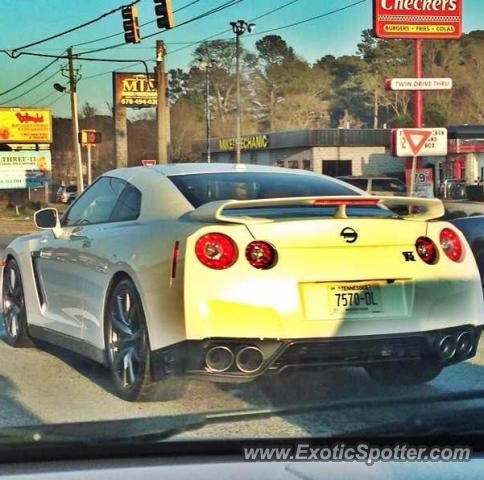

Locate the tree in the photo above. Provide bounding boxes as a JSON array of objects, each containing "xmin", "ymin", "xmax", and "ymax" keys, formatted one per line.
[{"xmin": 80, "ymin": 102, "xmax": 98, "ymax": 119}]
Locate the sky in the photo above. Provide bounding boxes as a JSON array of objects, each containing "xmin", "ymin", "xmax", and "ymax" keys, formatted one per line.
[{"xmin": 1, "ymin": 0, "xmax": 483, "ymax": 117}]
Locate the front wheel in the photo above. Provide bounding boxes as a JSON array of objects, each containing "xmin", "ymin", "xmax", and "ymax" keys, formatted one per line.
[
  {"xmin": 2, "ymin": 258, "xmax": 32, "ymax": 347},
  {"xmin": 365, "ymin": 359, "xmax": 442, "ymax": 386}
]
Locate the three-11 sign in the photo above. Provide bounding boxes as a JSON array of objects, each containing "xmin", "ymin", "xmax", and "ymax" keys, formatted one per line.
[{"xmin": 391, "ymin": 128, "xmax": 448, "ymax": 157}]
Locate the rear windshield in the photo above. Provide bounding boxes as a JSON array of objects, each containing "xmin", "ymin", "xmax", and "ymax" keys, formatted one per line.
[
  {"xmin": 169, "ymin": 172, "xmax": 357, "ymax": 207},
  {"xmin": 169, "ymin": 172, "xmax": 394, "ymax": 219}
]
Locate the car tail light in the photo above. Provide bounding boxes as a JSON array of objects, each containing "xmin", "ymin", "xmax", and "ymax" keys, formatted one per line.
[
  {"xmin": 440, "ymin": 228, "xmax": 463, "ymax": 262},
  {"xmin": 245, "ymin": 241, "xmax": 276, "ymax": 269},
  {"xmin": 195, "ymin": 233, "xmax": 238, "ymax": 270},
  {"xmin": 416, "ymin": 237, "xmax": 438, "ymax": 264}
]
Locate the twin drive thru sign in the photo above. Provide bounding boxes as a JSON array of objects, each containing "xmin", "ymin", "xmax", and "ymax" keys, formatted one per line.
[{"xmin": 392, "ymin": 128, "xmax": 448, "ymax": 157}]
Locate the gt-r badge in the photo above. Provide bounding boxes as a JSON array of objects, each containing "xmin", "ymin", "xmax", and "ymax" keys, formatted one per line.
[
  {"xmin": 340, "ymin": 227, "xmax": 358, "ymax": 244},
  {"xmin": 403, "ymin": 251, "xmax": 416, "ymax": 262}
]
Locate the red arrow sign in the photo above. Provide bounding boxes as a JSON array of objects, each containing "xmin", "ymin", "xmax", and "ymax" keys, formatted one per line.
[{"xmin": 402, "ymin": 129, "xmax": 432, "ymax": 156}]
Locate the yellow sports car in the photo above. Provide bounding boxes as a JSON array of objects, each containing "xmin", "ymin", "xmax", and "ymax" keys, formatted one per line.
[{"xmin": 2, "ymin": 163, "xmax": 483, "ymax": 401}]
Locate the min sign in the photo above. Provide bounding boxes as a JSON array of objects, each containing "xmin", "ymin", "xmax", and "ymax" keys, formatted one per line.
[
  {"xmin": 392, "ymin": 128, "xmax": 448, "ymax": 157},
  {"xmin": 373, "ymin": 0, "xmax": 462, "ymax": 39}
]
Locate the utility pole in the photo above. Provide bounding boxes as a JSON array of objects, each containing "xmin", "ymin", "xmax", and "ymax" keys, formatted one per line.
[
  {"xmin": 235, "ymin": 33, "xmax": 241, "ymax": 164},
  {"xmin": 198, "ymin": 58, "xmax": 215, "ymax": 163},
  {"xmin": 156, "ymin": 40, "xmax": 168, "ymax": 164},
  {"xmin": 230, "ymin": 20, "xmax": 255, "ymax": 164},
  {"xmin": 66, "ymin": 47, "xmax": 84, "ymax": 192}
]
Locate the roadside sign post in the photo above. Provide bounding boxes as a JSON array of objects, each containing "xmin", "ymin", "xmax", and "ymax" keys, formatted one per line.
[
  {"xmin": 409, "ymin": 157, "xmax": 416, "ymax": 197},
  {"xmin": 374, "ymin": 0, "xmax": 462, "ymax": 198},
  {"xmin": 391, "ymin": 128, "xmax": 448, "ymax": 197}
]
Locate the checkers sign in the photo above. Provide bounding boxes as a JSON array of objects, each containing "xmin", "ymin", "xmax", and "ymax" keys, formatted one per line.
[{"xmin": 373, "ymin": 0, "xmax": 462, "ymax": 39}]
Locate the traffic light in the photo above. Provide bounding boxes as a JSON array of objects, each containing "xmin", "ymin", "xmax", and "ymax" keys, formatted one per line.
[
  {"xmin": 78, "ymin": 130, "xmax": 102, "ymax": 145},
  {"xmin": 122, "ymin": 5, "xmax": 141, "ymax": 44},
  {"xmin": 153, "ymin": 0, "xmax": 174, "ymax": 29}
]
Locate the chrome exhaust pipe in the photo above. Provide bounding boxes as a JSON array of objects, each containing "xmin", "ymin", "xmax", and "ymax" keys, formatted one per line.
[
  {"xmin": 205, "ymin": 346, "xmax": 234, "ymax": 373},
  {"xmin": 456, "ymin": 332, "xmax": 474, "ymax": 357},
  {"xmin": 235, "ymin": 346, "xmax": 264, "ymax": 373},
  {"xmin": 438, "ymin": 335, "xmax": 457, "ymax": 360}
]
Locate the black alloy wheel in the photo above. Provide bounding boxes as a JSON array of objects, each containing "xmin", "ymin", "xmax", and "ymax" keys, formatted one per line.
[{"xmin": 2, "ymin": 258, "xmax": 32, "ymax": 347}]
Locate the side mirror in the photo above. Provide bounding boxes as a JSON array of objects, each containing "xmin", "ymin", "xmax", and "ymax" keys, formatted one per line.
[{"xmin": 34, "ymin": 208, "xmax": 63, "ymax": 238}]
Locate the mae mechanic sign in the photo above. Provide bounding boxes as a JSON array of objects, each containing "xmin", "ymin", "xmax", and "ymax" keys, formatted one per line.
[
  {"xmin": 373, "ymin": 0, "xmax": 462, "ymax": 39},
  {"xmin": 392, "ymin": 128, "xmax": 448, "ymax": 157}
]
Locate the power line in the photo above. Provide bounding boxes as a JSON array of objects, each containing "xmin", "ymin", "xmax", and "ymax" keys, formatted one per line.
[
  {"xmin": 164, "ymin": 0, "xmax": 303, "ymax": 56},
  {"xmin": 0, "ymin": 65, "xmax": 61, "ymax": 106},
  {"xmin": 72, "ymin": 0, "xmax": 203, "ymax": 48},
  {"xmin": 64, "ymin": 0, "xmax": 365, "ymax": 84},
  {"xmin": 142, "ymin": 0, "xmax": 243, "ymax": 41},
  {"xmin": 45, "ymin": 92, "xmax": 67, "ymax": 108},
  {"xmin": 75, "ymin": 0, "xmax": 243, "ymax": 56},
  {"xmin": 166, "ymin": 0, "xmax": 366, "ymax": 57},
  {"xmin": 0, "ymin": 56, "xmax": 60, "ymax": 97},
  {"xmin": 30, "ymin": 90, "xmax": 58, "ymax": 107},
  {"xmin": 9, "ymin": 0, "xmax": 141, "ymax": 54}
]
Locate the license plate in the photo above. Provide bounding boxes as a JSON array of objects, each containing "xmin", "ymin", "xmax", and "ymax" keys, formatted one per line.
[{"xmin": 328, "ymin": 283, "xmax": 383, "ymax": 316}]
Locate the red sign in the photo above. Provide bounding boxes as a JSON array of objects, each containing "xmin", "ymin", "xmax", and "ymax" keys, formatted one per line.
[
  {"xmin": 405, "ymin": 168, "xmax": 435, "ymax": 197},
  {"xmin": 141, "ymin": 159, "xmax": 157, "ymax": 166},
  {"xmin": 373, "ymin": 0, "xmax": 462, "ymax": 39},
  {"xmin": 403, "ymin": 129, "xmax": 432, "ymax": 156}
]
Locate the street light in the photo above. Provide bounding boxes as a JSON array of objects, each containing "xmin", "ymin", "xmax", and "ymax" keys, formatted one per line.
[
  {"xmin": 53, "ymin": 83, "xmax": 66, "ymax": 93},
  {"xmin": 198, "ymin": 57, "xmax": 217, "ymax": 163},
  {"xmin": 230, "ymin": 19, "xmax": 255, "ymax": 164}
]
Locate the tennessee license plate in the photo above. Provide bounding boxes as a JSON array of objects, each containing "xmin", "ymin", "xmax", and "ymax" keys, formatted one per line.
[{"xmin": 328, "ymin": 283, "xmax": 383, "ymax": 316}]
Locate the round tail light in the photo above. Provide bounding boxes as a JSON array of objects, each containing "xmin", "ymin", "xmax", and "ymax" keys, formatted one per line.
[
  {"xmin": 245, "ymin": 241, "xmax": 276, "ymax": 269},
  {"xmin": 440, "ymin": 228, "xmax": 463, "ymax": 262},
  {"xmin": 195, "ymin": 233, "xmax": 238, "ymax": 270},
  {"xmin": 416, "ymin": 237, "xmax": 438, "ymax": 264}
]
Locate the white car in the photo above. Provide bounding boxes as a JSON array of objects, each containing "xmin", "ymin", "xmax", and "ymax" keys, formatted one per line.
[{"xmin": 1, "ymin": 164, "xmax": 483, "ymax": 401}]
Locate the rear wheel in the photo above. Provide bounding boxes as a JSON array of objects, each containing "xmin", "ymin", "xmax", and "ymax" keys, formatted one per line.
[
  {"xmin": 104, "ymin": 278, "xmax": 185, "ymax": 402},
  {"xmin": 365, "ymin": 359, "xmax": 442, "ymax": 386},
  {"xmin": 2, "ymin": 258, "xmax": 32, "ymax": 347},
  {"xmin": 105, "ymin": 278, "xmax": 156, "ymax": 401}
]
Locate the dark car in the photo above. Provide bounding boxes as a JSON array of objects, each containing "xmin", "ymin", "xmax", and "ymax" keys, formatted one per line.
[{"xmin": 451, "ymin": 215, "xmax": 484, "ymax": 287}]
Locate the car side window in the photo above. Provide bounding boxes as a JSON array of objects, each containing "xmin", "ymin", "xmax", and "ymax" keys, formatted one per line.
[
  {"xmin": 62, "ymin": 177, "xmax": 126, "ymax": 227},
  {"xmin": 372, "ymin": 179, "xmax": 406, "ymax": 193},
  {"xmin": 345, "ymin": 178, "xmax": 368, "ymax": 190},
  {"xmin": 109, "ymin": 183, "xmax": 141, "ymax": 222}
]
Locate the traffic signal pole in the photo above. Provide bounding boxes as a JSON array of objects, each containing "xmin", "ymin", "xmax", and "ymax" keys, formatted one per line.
[
  {"xmin": 67, "ymin": 47, "xmax": 84, "ymax": 193},
  {"xmin": 156, "ymin": 40, "xmax": 168, "ymax": 164}
]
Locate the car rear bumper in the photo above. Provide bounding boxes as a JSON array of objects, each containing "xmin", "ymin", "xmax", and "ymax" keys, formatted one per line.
[{"xmin": 150, "ymin": 325, "xmax": 482, "ymax": 382}]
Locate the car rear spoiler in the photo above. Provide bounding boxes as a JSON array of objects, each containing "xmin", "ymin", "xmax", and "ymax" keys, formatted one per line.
[{"xmin": 188, "ymin": 196, "xmax": 445, "ymax": 225}]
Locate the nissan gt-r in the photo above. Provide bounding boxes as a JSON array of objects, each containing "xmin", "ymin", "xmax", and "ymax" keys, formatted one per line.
[{"xmin": 1, "ymin": 163, "xmax": 483, "ymax": 401}]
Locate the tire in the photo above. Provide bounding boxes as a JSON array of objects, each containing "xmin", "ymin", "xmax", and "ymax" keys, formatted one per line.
[
  {"xmin": 104, "ymin": 278, "xmax": 157, "ymax": 401},
  {"xmin": 104, "ymin": 277, "xmax": 186, "ymax": 402},
  {"xmin": 365, "ymin": 359, "xmax": 442, "ymax": 386},
  {"xmin": 1, "ymin": 258, "xmax": 32, "ymax": 347}
]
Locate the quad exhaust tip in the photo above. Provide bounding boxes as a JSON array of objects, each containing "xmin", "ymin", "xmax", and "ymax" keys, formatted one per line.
[
  {"xmin": 235, "ymin": 346, "xmax": 264, "ymax": 373},
  {"xmin": 205, "ymin": 346, "xmax": 234, "ymax": 373},
  {"xmin": 456, "ymin": 332, "xmax": 474, "ymax": 357},
  {"xmin": 437, "ymin": 331, "xmax": 474, "ymax": 361},
  {"xmin": 438, "ymin": 335, "xmax": 457, "ymax": 360}
]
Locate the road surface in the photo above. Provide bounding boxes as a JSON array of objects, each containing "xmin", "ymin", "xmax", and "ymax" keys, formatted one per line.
[{"xmin": 0, "ymin": 231, "xmax": 484, "ymax": 439}]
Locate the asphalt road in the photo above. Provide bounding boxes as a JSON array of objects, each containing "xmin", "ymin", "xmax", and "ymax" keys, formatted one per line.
[{"xmin": 1, "ymin": 234, "xmax": 484, "ymax": 440}]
